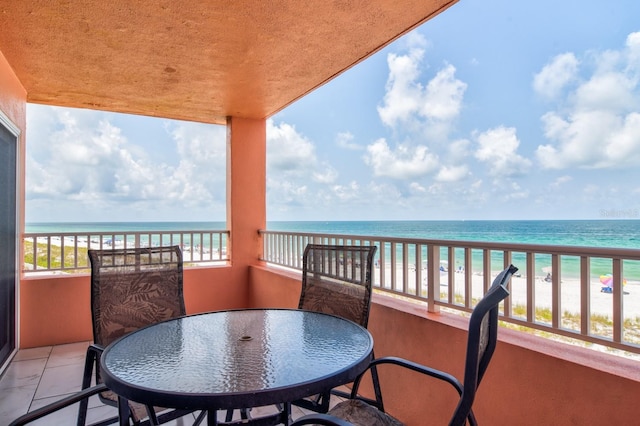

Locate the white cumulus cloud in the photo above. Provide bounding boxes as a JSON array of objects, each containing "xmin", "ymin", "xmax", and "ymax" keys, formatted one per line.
[
  {"xmin": 364, "ymin": 138, "xmax": 439, "ymax": 179},
  {"xmin": 535, "ymin": 32, "xmax": 640, "ymax": 170},
  {"xmin": 336, "ymin": 131, "xmax": 362, "ymax": 150},
  {"xmin": 267, "ymin": 119, "xmax": 317, "ymax": 174},
  {"xmin": 533, "ymin": 53, "xmax": 579, "ymax": 100},
  {"xmin": 435, "ymin": 165, "xmax": 470, "ymax": 182},
  {"xmin": 377, "ymin": 35, "xmax": 467, "ymax": 141},
  {"xmin": 25, "ymin": 105, "xmax": 226, "ymax": 220},
  {"xmin": 474, "ymin": 126, "xmax": 532, "ymax": 177}
]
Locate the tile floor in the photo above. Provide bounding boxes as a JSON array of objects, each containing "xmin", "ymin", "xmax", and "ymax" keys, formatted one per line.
[{"xmin": 0, "ymin": 341, "xmax": 338, "ymax": 425}]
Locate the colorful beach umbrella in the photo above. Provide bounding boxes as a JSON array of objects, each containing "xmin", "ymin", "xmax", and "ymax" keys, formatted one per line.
[{"xmin": 599, "ymin": 274, "xmax": 627, "ymax": 293}]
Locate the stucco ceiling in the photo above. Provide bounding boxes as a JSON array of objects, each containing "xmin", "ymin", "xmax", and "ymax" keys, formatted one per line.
[{"xmin": 0, "ymin": 0, "xmax": 457, "ymax": 125}]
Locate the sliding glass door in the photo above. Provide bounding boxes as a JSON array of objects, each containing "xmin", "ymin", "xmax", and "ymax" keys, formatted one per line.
[{"xmin": 0, "ymin": 122, "xmax": 17, "ymax": 368}]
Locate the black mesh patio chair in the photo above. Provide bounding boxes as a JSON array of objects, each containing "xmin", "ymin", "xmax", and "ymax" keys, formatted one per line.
[
  {"xmin": 224, "ymin": 244, "xmax": 379, "ymax": 423},
  {"xmin": 78, "ymin": 245, "xmax": 203, "ymax": 426},
  {"xmin": 290, "ymin": 264, "xmax": 517, "ymax": 426},
  {"xmin": 292, "ymin": 244, "xmax": 379, "ymax": 413}
]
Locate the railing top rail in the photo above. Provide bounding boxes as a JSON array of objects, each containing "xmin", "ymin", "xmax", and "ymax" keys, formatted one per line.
[{"xmin": 24, "ymin": 229, "xmax": 229, "ymax": 237}]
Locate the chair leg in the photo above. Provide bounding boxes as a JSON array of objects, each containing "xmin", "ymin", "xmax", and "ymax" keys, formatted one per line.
[
  {"xmin": 291, "ymin": 391, "xmax": 330, "ymax": 413},
  {"xmin": 224, "ymin": 409, "xmax": 234, "ymax": 422},
  {"xmin": 78, "ymin": 347, "xmax": 99, "ymax": 426},
  {"xmin": 145, "ymin": 405, "xmax": 160, "ymax": 425},
  {"xmin": 239, "ymin": 408, "xmax": 251, "ymax": 420},
  {"xmin": 370, "ymin": 363, "xmax": 383, "ymax": 410},
  {"xmin": 193, "ymin": 411, "xmax": 207, "ymax": 426}
]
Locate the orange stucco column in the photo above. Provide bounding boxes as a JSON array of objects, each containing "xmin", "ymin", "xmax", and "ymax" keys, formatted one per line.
[{"xmin": 226, "ymin": 116, "xmax": 266, "ymax": 302}]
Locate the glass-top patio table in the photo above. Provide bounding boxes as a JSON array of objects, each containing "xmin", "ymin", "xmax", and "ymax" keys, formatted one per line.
[{"xmin": 100, "ymin": 308, "xmax": 374, "ymax": 426}]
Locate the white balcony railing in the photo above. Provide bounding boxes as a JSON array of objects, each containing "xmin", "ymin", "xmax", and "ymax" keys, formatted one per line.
[
  {"xmin": 260, "ymin": 230, "xmax": 640, "ymax": 356},
  {"xmin": 21, "ymin": 227, "xmax": 640, "ymax": 355},
  {"xmin": 22, "ymin": 229, "xmax": 230, "ymax": 273}
]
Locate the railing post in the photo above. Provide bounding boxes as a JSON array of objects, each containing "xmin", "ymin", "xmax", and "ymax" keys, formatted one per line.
[
  {"xmin": 613, "ymin": 258, "xmax": 623, "ymax": 343},
  {"xmin": 427, "ymin": 244, "xmax": 440, "ymax": 313},
  {"xmin": 526, "ymin": 252, "xmax": 535, "ymax": 323},
  {"xmin": 551, "ymin": 254, "xmax": 561, "ymax": 329},
  {"xmin": 580, "ymin": 256, "xmax": 590, "ymax": 336},
  {"xmin": 503, "ymin": 250, "xmax": 512, "ymax": 316},
  {"xmin": 464, "ymin": 248, "xmax": 472, "ymax": 308},
  {"xmin": 447, "ymin": 248, "xmax": 454, "ymax": 305}
]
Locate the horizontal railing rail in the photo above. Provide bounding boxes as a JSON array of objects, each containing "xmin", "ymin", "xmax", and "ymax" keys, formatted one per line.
[
  {"xmin": 260, "ymin": 229, "xmax": 640, "ymax": 356},
  {"xmin": 23, "ymin": 229, "xmax": 230, "ymax": 273}
]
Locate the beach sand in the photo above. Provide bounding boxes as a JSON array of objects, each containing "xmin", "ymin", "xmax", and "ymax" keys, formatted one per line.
[
  {"xmin": 28, "ymin": 236, "xmax": 223, "ymax": 262},
  {"xmin": 375, "ymin": 264, "xmax": 640, "ymax": 319}
]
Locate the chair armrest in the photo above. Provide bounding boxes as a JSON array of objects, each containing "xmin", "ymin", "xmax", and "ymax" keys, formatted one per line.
[
  {"xmin": 349, "ymin": 355, "xmax": 464, "ymax": 412},
  {"xmin": 9, "ymin": 384, "xmax": 110, "ymax": 426},
  {"xmin": 87, "ymin": 343, "xmax": 105, "ymax": 356},
  {"xmin": 366, "ymin": 356, "xmax": 463, "ymax": 395},
  {"xmin": 290, "ymin": 413, "xmax": 354, "ymax": 426}
]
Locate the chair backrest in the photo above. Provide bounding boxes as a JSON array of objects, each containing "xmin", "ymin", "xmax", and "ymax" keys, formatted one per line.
[
  {"xmin": 298, "ymin": 244, "xmax": 377, "ymax": 327},
  {"xmin": 450, "ymin": 264, "xmax": 517, "ymax": 426},
  {"xmin": 88, "ymin": 245, "xmax": 186, "ymax": 348}
]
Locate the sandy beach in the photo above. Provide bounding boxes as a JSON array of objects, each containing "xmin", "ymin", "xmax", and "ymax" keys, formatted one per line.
[
  {"xmin": 26, "ymin": 236, "xmax": 224, "ymax": 263},
  {"xmin": 376, "ymin": 264, "xmax": 640, "ymax": 319}
]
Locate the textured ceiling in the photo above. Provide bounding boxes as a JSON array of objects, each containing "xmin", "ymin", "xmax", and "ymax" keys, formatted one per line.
[{"xmin": 0, "ymin": 0, "xmax": 458, "ymax": 125}]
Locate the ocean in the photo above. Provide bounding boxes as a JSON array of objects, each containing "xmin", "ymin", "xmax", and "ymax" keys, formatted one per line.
[
  {"xmin": 25, "ymin": 220, "xmax": 640, "ymax": 249},
  {"xmin": 25, "ymin": 220, "xmax": 640, "ymax": 279}
]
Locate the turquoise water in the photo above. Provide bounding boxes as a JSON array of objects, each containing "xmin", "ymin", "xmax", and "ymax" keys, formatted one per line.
[
  {"xmin": 26, "ymin": 220, "xmax": 640, "ymax": 248},
  {"xmin": 266, "ymin": 220, "xmax": 640, "ymax": 249},
  {"xmin": 267, "ymin": 221, "xmax": 640, "ymax": 279},
  {"xmin": 26, "ymin": 220, "xmax": 640, "ymax": 279}
]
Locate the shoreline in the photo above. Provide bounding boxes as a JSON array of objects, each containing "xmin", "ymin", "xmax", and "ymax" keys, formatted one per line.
[{"xmin": 376, "ymin": 264, "xmax": 640, "ymax": 318}]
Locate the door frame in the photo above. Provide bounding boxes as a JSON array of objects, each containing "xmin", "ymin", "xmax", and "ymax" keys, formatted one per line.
[{"xmin": 0, "ymin": 108, "xmax": 21, "ymax": 375}]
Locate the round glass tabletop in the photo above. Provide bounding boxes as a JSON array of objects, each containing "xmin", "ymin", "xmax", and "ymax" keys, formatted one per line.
[{"xmin": 101, "ymin": 308, "xmax": 374, "ymax": 410}]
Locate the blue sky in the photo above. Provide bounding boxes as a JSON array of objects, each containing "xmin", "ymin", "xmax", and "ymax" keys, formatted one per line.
[{"xmin": 25, "ymin": 0, "xmax": 640, "ymax": 223}]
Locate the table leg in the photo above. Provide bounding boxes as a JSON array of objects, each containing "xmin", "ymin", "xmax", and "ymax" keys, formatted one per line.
[
  {"xmin": 282, "ymin": 402, "xmax": 292, "ymax": 426},
  {"xmin": 117, "ymin": 396, "xmax": 130, "ymax": 426},
  {"xmin": 207, "ymin": 409, "xmax": 218, "ymax": 426}
]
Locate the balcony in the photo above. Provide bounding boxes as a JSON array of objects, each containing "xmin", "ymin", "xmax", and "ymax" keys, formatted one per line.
[
  {"xmin": 21, "ymin": 228, "xmax": 640, "ymax": 356},
  {"xmin": 2, "ymin": 1, "xmax": 640, "ymax": 424},
  {"xmin": 6, "ymin": 228, "xmax": 640, "ymax": 424}
]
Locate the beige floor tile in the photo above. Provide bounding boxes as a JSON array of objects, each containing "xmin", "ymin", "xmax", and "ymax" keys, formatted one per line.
[
  {"xmin": 12, "ymin": 347, "xmax": 52, "ymax": 362},
  {"xmin": 0, "ymin": 385, "xmax": 37, "ymax": 425},
  {"xmin": 34, "ymin": 363, "xmax": 84, "ymax": 400},
  {"xmin": 46, "ymin": 341, "xmax": 91, "ymax": 368},
  {"xmin": 0, "ymin": 358, "xmax": 47, "ymax": 390}
]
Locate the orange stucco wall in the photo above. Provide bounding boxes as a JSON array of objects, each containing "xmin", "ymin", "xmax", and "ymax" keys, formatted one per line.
[
  {"xmin": 0, "ymin": 50, "xmax": 26, "ymax": 130},
  {"xmin": 19, "ymin": 266, "xmax": 253, "ymax": 348},
  {"xmin": 19, "ymin": 275, "xmax": 92, "ymax": 347},
  {"xmin": 248, "ymin": 265, "xmax": 301, "ymax": 308},
  {"xmin": 250, "ymin": 266, "xmax": 640, "ymax": 425}
]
